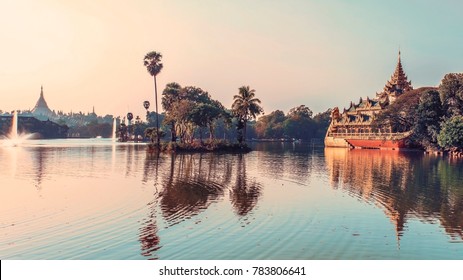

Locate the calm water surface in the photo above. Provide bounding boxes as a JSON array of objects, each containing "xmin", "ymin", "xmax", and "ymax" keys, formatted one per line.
[{"xmin": 1, "ymin": 139, "xmax": 463, "ymax": 259}]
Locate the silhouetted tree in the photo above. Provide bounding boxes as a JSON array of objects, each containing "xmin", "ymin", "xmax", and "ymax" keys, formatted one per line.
[
  {"xmin": 143, "ymin": 51, "xmax": 163, "ymax": 148},
  {"xmin": 232, "ymin": 86, "xmax": 263, "ymax": 143}
]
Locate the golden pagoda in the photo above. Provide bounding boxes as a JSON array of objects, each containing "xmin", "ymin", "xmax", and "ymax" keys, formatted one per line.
[
  {"xmin": 32, "ymin": 86, "xmax": 54, "ymax": 120},
  {"xmin": 377, "ymin": 51, "xmax": 413, "ymax": 104}
]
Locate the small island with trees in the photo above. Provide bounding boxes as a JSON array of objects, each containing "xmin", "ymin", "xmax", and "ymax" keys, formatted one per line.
[{"xmin": 128, "ymin": 50, "xmax": 265, "ymax": 153}]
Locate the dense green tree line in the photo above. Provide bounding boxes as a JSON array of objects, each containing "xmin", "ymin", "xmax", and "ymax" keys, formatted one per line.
[
  {"xmin": 68, "ymin": 121, "xmax": 112, "ymax": 138},
  {"xmin": 153, "ymin": 88, "xmax": 330, "ymax": 143},
  {"xmin": 254, "ymin": 105, "xmax": 331, "ymax": 140},
  {"xmin": 140, "ymin": 82, "xmax": 330, "ymax": 144}
]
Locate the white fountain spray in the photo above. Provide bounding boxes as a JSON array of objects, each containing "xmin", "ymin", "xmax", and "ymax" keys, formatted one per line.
[
  {"xmin": 1, "ymin": 111, "xmax": 34, "ymax": 146},
  {"xmin": 112, "ymin": 118, "xmax": 117, "ymax": 142},
  {"xmin": 10, "ymin": 110, "xmax": 18, "ymax": 139}
]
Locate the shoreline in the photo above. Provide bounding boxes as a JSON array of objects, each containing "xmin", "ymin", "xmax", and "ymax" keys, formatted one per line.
[{"xmin": 146, "ymin": 141, "xmax": 253, "ymax": 154}]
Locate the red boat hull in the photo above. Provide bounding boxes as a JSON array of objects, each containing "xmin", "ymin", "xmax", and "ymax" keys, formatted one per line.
[{"xmin": 346, "ymin": 138, "xmax": 408, "ymax": 149}]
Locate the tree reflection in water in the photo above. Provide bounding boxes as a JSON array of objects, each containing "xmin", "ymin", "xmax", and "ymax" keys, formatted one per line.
[
  {"xmin": 325, "ymin": 148, "xmax": 463, "ymax": 241},
  {"xmin": 139, "ymin": 207, "xmax": 161, "ymax": 259},
  {"xmin": 138, "ymin": 151, "xmax": 263, "ymax": 257},
  {"xmin": 230, "ymin": 153, "xmax": 262, "ymax": 217},
  {"xmin": 158, "ymin": 153, "xmax": 225, "ymax": 225},
  {"xmin": 139, "ymin": 152, "xmax": 163, "ymax": 259}
]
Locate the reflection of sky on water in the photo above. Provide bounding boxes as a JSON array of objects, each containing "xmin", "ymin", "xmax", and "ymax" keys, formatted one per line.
[{"xmin": 1, "ymin": 140, "xmax": 463, "ymax": 259}]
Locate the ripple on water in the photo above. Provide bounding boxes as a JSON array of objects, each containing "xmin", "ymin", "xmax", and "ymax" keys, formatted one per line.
[{"xmin": 0, "ymin": 179, "xmax": 152, "ymax": 259}]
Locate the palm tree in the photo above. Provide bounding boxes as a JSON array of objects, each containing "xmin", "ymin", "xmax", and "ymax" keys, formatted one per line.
[
  {"xmin": 143, "ymin": 51, "xmax": 163, "ymax": 147},
  {"xmin": 232, "ymin": 86, "xmax": 263, "ymax": 143}
]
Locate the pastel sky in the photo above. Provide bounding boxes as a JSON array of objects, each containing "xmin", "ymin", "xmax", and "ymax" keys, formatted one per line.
[{"xmin": 1, "ymin": 0, "xmax": 462, "ymax": 119}]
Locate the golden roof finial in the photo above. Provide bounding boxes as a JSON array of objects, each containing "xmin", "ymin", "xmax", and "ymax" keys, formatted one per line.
[{"xmin": 380, "ymin": 49, "xmax": 412, "ymax": 98}]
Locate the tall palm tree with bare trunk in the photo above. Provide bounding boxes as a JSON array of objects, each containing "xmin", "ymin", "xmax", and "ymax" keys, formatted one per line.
[
  {"xmin": 232, "ymin": 86, "xmax": 263, "ymax": 143},
  {"xmin": 144, "ymin": 51, "xmax": 163, "ymax": 148}
]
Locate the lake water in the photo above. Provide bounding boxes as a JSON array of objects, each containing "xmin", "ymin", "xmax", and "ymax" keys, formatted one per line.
[{"xmin": 1, "ymin": 139, "xmax": 463, "ymax": 260}]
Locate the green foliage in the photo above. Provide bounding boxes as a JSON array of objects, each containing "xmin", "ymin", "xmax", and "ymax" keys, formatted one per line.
[
  {"xmin": 161, "ymin": 82, "xmax": 228, "ymax": 143},
  {"xmin": 255, "ymin": 110, "xmax": 285, "ymax": 139},
  {"xmin": 372, "ymin": 75, "xmax": 463, "ymax": 151},
  {"xmin": 312, "ymin": 109, "xmax": 332, "ymax": 138},
  {"xmin": 439, "ymin": 73, "xmax": 463, "ymax": 118},
  {"xmin": 255, "ymin": 106, "xmax": 329, "ymax": 140},
  {"xmin": 284, "ymin": 105, "xmax": 315, "ymax": 139},
  {"xmin": 232, "ymin": 86, "xmax": 264, "ymax": 121},
  {"xmin": 288, "ymin": 105, "xmax": 313, "ymax": 119},
  {"xmin": 143, "ymin": 51, "xmax": 163, "ymax": 77},
  {"xmin": 161, "ymin": 82, "xmax": 182, "ymax": 112},
  {"xmin": 438, "ymin": 116, "xmax": 463, "ymax": 151},
  {"xmin": 231, "ymin": 86, "xmax": 264, "ymax": 143},
  {"xmin": 284, "ymin": 118, "xmax": 314, "ymax": 140},
  {"xmin": 145, "ymin": 111, "xmax": 164, "ymax": 126},
  {"xmin": 67, "ymin": 122, "xmax": 112, "ymax": 138},
  {"xmin": 373, "ymin": 88, "xmax": 427, "ymax": 132},
  {"xmin": 413, "ymin": 90, "xmax": 443, "ymax": 149},
  {"xmin": 144, "ymin": 127, "xmax": 166, "ymax": 143},
  {"xmin": 189, "ymin": 102, "xmax": 224, "ymax": 140}
]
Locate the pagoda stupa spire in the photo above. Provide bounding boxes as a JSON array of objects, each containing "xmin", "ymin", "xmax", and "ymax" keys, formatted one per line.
[
  {"xmin": 32, "ymin": 85, "xmax": 53, "ymax": 118},
  {"xmin": 378, "ymin": 50, "xmax": 413, "ymax": 102}
]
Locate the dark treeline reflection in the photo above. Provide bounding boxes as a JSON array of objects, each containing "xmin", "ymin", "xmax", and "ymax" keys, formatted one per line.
[
  {"xmin": 159, "ymin": 153, "xmax": 227, "ymax": 224},
  {"xmin": 230, "ymin": 154, "xmax": 262, "ymax": 216},
  {"xmin": 139, "ymin": 152, "xmax": 262, "ymax": 258},
  {"xmin": 325, "ymin": 148, "xmax": 463, "ymax": 240}
]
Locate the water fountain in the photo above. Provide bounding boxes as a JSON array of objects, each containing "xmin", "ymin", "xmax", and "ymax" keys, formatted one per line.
[
  {"xmin": 112, "ymin": 117, "xmax": 117, "ymax": 142},
  {"xmin": 10, "ymin": 110, "xmax": 18, "ymax": 139},
  {"xmin": 1, "ymin": 111, "xmax": 34, "ymax": 146}
]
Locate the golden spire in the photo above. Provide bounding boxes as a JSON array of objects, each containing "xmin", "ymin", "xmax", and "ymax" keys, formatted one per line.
[{"xmin": 382, "ymin": 50, "xmax": 413, "ymax": 98}]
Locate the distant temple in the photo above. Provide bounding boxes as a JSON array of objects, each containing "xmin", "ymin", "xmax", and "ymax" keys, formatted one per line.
[
  {"xmin": 32, "ymin": 86, "xmax": 54, "ymax": 121},
  {"xmin": 0, "ymin": 86, "xmax": 68, "ymax": 138},
  {"xmin": 325, "ymin": 51, "xmax": 413, "ymax": 149}
]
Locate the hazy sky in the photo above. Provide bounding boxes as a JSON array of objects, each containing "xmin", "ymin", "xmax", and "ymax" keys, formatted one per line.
[{"xmin": 1, "ymin": 0, "xmax": 462, "ymax": 118}]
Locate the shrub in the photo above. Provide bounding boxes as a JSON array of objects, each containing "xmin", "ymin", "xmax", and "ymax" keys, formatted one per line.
[{"xmin": 437, "ymin": 116, "xmax": 463, "ymax": 151}]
